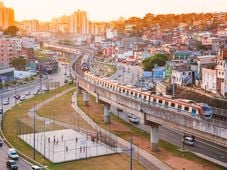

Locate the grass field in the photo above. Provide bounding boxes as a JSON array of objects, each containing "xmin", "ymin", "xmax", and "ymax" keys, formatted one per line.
[
  {"xmin": 37, "ymin": 90, "xmax": 145, "ymax": 169},
  {"xmin": 3, "ymin": 85, "xmax": 74, "ymax": 166},
  {"xmin": 77, "ymin": 93, "xmax": 225, "ymax": 170}
]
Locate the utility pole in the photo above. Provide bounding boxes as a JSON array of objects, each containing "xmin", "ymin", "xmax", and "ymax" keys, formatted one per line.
[
  {"xmin": 129, "ymin": 137, "xmax": 133, "ymax": 170},
  {"xmin": 0, "ymin": 87, "xmax": 3, "ymax": 130},
  {"xmin": 14, "ymin": 84, "xmax": 17, "ymax": 106},
  {"xmin": 33, "ymin": 102, "xmax": 36, "ymax": 160}
]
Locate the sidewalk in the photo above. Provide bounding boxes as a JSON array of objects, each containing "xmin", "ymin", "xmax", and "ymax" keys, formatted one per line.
[
  {"xmin": 26, "ymin": 87, "xmax": 171, "ymax": 169},
  {"xmin": 71, "ymin": 92, "xmax": 172, "ymax": 170}
]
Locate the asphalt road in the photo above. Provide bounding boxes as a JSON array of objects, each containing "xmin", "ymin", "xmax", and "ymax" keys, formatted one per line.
[
  {"xmin": 107, "ymin": 62, "xmax": 227, "ymax": 165},
  {"xmin": 111, "ymin": 103, "xmax": 227, "ymax": 164},
  {"xmin": 0, "ymin": 61, "xmax": 66, "ymax": 170}
]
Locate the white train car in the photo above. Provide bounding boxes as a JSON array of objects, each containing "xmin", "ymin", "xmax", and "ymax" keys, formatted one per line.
[{"xmin": 84, "ymin": 71, "xmax": 213, "ymax": 119}]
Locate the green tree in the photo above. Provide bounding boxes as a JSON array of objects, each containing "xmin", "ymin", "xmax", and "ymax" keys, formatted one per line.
[
  {"xmin": 3, "ymin": 26, "xmax": 19, "ymax": 36},
  {"xmin": 142, "ymin": 53, "xmax": 168, "ymax": 71},
  {"xmin": 195, "ymin": 41, "xmax": 209, "ymax": 51},
  {"xmin": 9, "ymin": 56, "xmax": 27, "ymax": 70}
]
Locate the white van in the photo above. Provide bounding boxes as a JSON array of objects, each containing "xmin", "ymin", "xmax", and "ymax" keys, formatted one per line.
[{"xmin": 8, "ymin": 148, "xmax": 19, "ymax": 160}]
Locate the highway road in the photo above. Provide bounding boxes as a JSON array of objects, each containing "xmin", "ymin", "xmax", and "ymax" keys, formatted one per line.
[
  {"xmin": 110, "ymin": 107, "xmax": 227, "ymax": 164},
  {"xmin": 0, "ymin": 61, "xmax": 67, "ymax": 170},
  {"xmin": 106, "ymin": 62, "xmax": 227, "ymax": 165}
]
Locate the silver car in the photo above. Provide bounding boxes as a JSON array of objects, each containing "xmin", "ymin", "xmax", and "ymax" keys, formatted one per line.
[{"xmin": 182, "ymin": 136, "xmax": 195, "ymax": 146}]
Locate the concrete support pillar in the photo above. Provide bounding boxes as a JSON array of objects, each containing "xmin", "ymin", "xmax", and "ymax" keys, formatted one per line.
[
  {"xmin": 77, "ymin": 87, "xmax": 82, "ymax": 94},
  {"xmin": 150, "ymin": 124, "xmax": 159, "ymax": 152},
  {"xmin": 96, "ymin": 94, "xmax": 99, "ymax": 103},
  {"xmin": 104, "ymin": 104, "xmax": 110, "ymax": 124},
  {"xmin": 83, "ymin": 91, "xmax": 89, "ymax": 106}
]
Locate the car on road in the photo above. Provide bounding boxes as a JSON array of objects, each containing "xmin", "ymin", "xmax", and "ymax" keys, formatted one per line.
[
  {"xmin": 182, "ymin": 135, "xmax": 195, "ymax": 146},
  {"xmin": 3, "ymin": 100, "xmax": 10, "ymax": 105},
  {"xmin": 31, "ymin": 165, "xmax": 42, "ymax": 170},
  {"xmin": 13, "ymin": 95, "xmax": 20, "ymax": 100},
  {"xmin": 129, "ymin": 116, "xmax": 140, "ymax": 124},
  {"xmin": 127, "ymin": 113, "xmax": 134, "ymax": 118},
  {"xmin": 8, "ymin": 148, "xmax": 19, "ymax": 160},
  {"xmin": 6, "ymin": 160, "xmax": 18, "ymax": 170},
  {"xmin": 0, "ymin": 138, "xmax": 3, "ymax": 146},
  {"xmin": 19, "ymin": 96, "xmax": 26, "ymax": 101},
  {"xmin": 25, "ymin": 91, "xmax": 31, "ymax": 96},
  {"xmin": 33, "ymin": 90, "xmax": 39, "ymax": 95}
]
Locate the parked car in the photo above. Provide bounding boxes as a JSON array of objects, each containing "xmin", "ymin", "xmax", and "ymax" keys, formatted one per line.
[
  {"xmin": 6, "ymin": 160, "xmax": 18, "ymax": 170},
  {"xmin": 129, "ymin": 116, "xmax": 140, "ymax": 124},
  {"xmin": 31, "ymin": 165, "xmax": 42, "ymax": 170},
  {"xmin": 182, "ymin": 135, "xmax": 195, "ymax": 146},
  {"xmin": 3, "ymin": 100, "xmax": 10, "ymax": 105},
  {"xmin": 0, "ymin": 138, "xmax": 3, "ymax": 146},
  {"xmin": 19, "ymin": 96, "xmax": 26, "ymax": 101},
  {"xmin": 25, "ymin": 91, "xmax": 31, "ymax": 96},
  {"xmin": 8, "ymin": 148, "xmax": 19, "ymax": 160}
]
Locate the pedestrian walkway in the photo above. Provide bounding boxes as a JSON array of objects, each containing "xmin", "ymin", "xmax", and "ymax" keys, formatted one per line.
[
  {"xmin": 71, "ymin": 92, "xmax": 171, "ymax": 170},
  {"xmin": 26, "ymin": 87, "xmax": 121, "ymax": 163}
]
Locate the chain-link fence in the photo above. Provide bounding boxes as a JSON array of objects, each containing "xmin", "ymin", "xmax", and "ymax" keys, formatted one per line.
[{"xmin": 17, "ymin": 117, "xmax": 119, "ymax": 163}]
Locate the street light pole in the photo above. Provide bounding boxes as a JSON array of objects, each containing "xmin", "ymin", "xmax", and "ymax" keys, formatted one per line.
[
  {"xmin": 129, "ymin": 137, "xmax": 133, "ymax": 170},
  {"xmin": 33, "ymin": 102, "xmax": 36, "ymax": 160},
  {"xmin": 14, "ymin": 84, "xmax": 17, "ymax": 106},
  {"xmin": 0, "ymin": 87, "xmax": 3, "ymax": 130},
  {"xmin": 44, "ymin": 120, "xmax": 46, "ymax": 158}
]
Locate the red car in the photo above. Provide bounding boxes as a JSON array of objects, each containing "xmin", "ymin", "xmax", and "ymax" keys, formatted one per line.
[{"xmin": 13, "ymin": 95, "xmax": 20, "ymax": 100}]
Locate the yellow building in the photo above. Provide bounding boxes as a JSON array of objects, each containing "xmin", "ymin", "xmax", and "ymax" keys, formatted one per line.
[{"xmin": 0, "ymin": 1, "xmax": 15, "ymax": 29}]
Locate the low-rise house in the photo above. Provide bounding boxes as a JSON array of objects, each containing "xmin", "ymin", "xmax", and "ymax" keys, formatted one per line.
[
  {"xmin": 171, "ymin": 65, "xmax": 192, "ymax": 86},
  {"xmin": 201, "ymin": 67, "xmax": 217, "ymax": 94}
]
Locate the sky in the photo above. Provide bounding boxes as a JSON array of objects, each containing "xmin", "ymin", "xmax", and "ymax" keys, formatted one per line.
[{"xmin": 1, "ymin": 0, "xmax": 227, "ymax": 22}]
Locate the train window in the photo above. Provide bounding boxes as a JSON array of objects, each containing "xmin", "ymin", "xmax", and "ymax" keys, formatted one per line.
[
  {"xmin": 131, "ymin": 92, "xmax": 133, "ymax": 95},
  {"xmin": 177, "ymin": 105, "xmax": 181, "ymax": 111},
  {"xmin": 184, "ymin": 107, "xmax": 189, "ymax": 111},
  {"xmin": 123, "ymin": 89, "xmax": 125, "ymax": 93},
  {"xmin": 158, "ymin": 100, "xmax": 162, "ymax": 104},
  {"xmin": 138, "ymin": 94, "xmax": 141, "ymax": 98},
  {"xmin": 171, "ymin": 103, "xmax": 175, "ymax": 107}
]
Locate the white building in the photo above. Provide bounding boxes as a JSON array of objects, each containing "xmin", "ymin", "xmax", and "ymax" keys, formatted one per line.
[
  {"xmin": 21, "ymin": 36, "xmax": 40, "ymax": 50},
  {"xmin": 106, "ymin": 29, "xmax": 117, "ymax": 39},
  {"xmin": 172, "ymin": 66, "xmax": 192, "ymax": 86},
  {"xmin": 201, "ymin": 68, "xmax": 217, "ymax": 94}
]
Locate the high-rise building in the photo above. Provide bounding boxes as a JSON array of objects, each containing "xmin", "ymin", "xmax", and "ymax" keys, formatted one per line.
[
  {"xmin": 67, "ymin": 9, "xmax": 89, "ymax": 34},
  {"xmin": 76, "ymin": 10, "xmax": 89, "ymax": 34},
  {"xmin": 29, "ymin": 20, "xmax": 39, "ymax": 32},
  {"xmin": 0, "ymin": 1, "xmax": 15, "ymax": 29},
  {"xmin": 0, "ymin": 39, "xmax": 17, "ymax": 67},
  {"xmin": 68, "ymin": 13, "xmax": 77, "ymax": 33}
]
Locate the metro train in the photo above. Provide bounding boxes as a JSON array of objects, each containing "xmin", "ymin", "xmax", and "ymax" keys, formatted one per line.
[
  {"xmin": 81, "ymin": 54, "xmax": 91, "ymax": 71},
  {"xmin": 44, "ymin": 43, "xmax": 78, "ymax": 54},
  {"xmin": 84, "ymin": 71, "xmax": 213, "ymax": 119}
]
